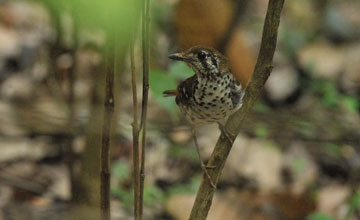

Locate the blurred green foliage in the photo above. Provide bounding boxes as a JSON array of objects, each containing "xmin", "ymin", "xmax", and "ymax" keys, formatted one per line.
[
  {"xmin": 167, "ymin": 176, "xmax": 201, "ymax": 196},
  {"xmin": 112, "ymin": 184, "xmax": 166, "ymax": 209},
  {"xmin": 169, "ymin": 145, "xmax": 198, "ymax": 162},
  {"xmin": 149, "ymin": 69, "xmax": 178, "ymax": 117},
  {"xmin": 112, "ymin": 160, "xmax": 166, "ymax": 208},
  {"xmin": 312, "ymin": 81, "xmax": 340, "ymax": 108},
  {"xmin": 111, "ymin": 160, "xmax": 133, "ymax": 208},
  {"xmin": 111, "ymin": 159, "xmax": 201, "ymax": 208},
  {"xmin": 253, "ymin": 102, "xmax": 271, "ymax": 113},
  {"xmin": 36, "ymin": 0, "xmax": 140, "ymax": 46},
  {"xmin": 292, "ymin": 157, "xmax": 305, "ymax": 173},
  {"xmin": 143, "ymin": 184, "xmax": 166, "ymax": 206},
  {"xmin": 325, "ymin": 143, "xmax": 342, "ymax": 158},
  {"xmin": 342, "ymin": 95, "xmax": 359, "ymax": 113},
  {"xmin": 306, "ymin": 212, "xmax": 334, "ymax": 220},
  {"xmin": 310, "ymin": 80, "xmax": 359, "ymax": 112},
  {"xmin": 254, "ymin": 123, "xmax": 269, "ymax": 138},
  {"xmin": 168, "ymin": 62, "xmax": 194, "ymax": 80},
  {"xmin": 112, "ymin": 159, "xmax": 130, "ymax": 181},
  {"xmin": 346, "ymin": 191, "xmax": 360, "ymax": 220},
  {"xmin": 149, "ymin": 62, "xmax": 194, "ymax": 118}
]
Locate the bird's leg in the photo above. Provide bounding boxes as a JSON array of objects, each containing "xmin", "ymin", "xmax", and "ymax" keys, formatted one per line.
[
  {"xmin": 191, "ymin": 127, "xmax": 216, "ymax": 189},
  {"xmin": 217, "ymin": 122, "xmax": 236, "ymax": 142}
]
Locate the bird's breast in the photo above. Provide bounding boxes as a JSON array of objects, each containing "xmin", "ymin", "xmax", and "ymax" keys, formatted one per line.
[{"xmin": 176, "ymin": 73, "xmax": 241, "ymax": 124}]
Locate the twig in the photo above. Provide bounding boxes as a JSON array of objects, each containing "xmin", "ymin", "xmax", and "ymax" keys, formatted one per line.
[
  {"xmin": 139, "ymin": 0, "xmax": 150, "ymax": 217},
  {"xmin": 130, "ymin": 40, "xmax": 141, "ymax": 220},
  {"xmin": 100, "ymin": 30, "xmax": 116, "ymax": 220},
  {"xmin": 188, "ymin": 0, "xmax": 285, "ymax": 219}
]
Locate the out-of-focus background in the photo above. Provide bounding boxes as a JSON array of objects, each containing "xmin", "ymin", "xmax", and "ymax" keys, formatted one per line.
[{"xmin": 0, "ymin": 0, "xmax": 359, "ymax": 219}]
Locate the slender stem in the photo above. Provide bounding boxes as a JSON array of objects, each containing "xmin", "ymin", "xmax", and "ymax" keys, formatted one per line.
[
  {"xmin": 100, "ymin": 31, "xmax": 116, "ymax": 220},
  {"xmin": 130, "ymin": 40, "xmax": 141, "ymax": 220},
  {"xmin": 188, "ymin": 0, "xmax": 285, "ymax": 219},
  {"xmin": 139, "ymin": 0, "xmax": 150, "ymax": 217}
]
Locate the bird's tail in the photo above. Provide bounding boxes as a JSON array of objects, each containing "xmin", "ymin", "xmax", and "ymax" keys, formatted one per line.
[{"xmin": 163, "ymin": 89, "xmax": 178, "ymax": 97}]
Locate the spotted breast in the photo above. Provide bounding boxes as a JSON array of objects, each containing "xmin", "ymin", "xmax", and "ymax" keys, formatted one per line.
[{"xmin": 164, "ymin": 46, "xmax": 244, "ymax": 125}]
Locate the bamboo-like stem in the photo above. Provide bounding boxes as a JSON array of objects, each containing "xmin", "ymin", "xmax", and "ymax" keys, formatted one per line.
[
  {"xmin": 130, "ymin": 40, "xmax": 141, "ymax": 220},
  {"xmin": 139, "ymin": 0, "xmax": 150, "ymax": 217},
  {"xmin": 188, "ymin": 0, "xmax": 285, "ymax": 219},
  {"xmin": 100, "ymin": 32, "xmax": 116, "ymax": 220}
]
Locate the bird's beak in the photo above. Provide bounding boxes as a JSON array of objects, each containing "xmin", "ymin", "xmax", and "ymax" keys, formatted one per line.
[{"xmin": 168, "ymin": 52, "xmax": 187, "ymax": 61}]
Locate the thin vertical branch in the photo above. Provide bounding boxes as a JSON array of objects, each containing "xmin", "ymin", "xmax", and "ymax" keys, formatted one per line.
[
  {"xmin": 100, "ymin": 31, "xmax": 116, "ymax": 220},
  {"xmin": 188, "ymin": 0, "xmax": 285, "ymax": 219},
  {"xmin": 130, "ymin": 40, "xmax": 141, "ymax": 220},
  {"xmin": 139, "ymin": 0, "xmax": 150, "ymax": 217}
]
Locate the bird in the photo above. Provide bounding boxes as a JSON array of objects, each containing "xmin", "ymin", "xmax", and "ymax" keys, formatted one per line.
[{"xmin": 163, "ymin": 46, "xmax": 244, "ymax": 187}]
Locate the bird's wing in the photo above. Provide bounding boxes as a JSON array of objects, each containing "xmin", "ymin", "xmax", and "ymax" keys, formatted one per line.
[
  {"xmin": 163, "ymin": 75, "xmax": 197, "ymax": 101},
  {"xmin": 175, "ymin": 75, "xmax": 197, "ymax": 105},
  {"xmin": 230, "ymin": 77, "xmax": 244, "ymax": 108}
]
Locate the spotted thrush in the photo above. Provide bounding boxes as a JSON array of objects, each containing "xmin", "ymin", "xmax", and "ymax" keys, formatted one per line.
[
  {"xmin": 164, "ymin": 46, "xmax": 244, "ymax": 126},
  {"xmin": 163, "ymin": 46, "xmax": 244, "ymax": 188}
]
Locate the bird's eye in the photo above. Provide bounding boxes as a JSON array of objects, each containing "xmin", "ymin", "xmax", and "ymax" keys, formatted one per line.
[{"xmin": 197, "ymin": 51, "xmax": 206, "ymax": 60}]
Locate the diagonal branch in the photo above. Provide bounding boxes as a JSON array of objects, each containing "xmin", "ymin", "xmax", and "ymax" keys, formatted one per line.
[{"xmin": 188, "ymin": 0, "xmax": 285, "ymax": 219}]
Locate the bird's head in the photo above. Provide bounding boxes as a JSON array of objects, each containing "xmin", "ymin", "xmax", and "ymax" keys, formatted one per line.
[{"xmin": 168, "ymin": 46, "xmax": 228, "ymax": 77}]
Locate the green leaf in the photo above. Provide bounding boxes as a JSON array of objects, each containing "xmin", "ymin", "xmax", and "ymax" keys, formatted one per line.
[
  {"xmin": 149, "ymin": 69, "xmax": 178, "ymax": 117},
  {"xmin": 306, "ymin": 212, "xmax": 334, "ymax": 220}
]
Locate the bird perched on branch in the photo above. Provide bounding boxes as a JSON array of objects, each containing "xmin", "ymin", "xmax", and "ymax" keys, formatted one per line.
[{"xmin": 164, "ymin": 46, "xmax": 244, "ymax": 187}]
